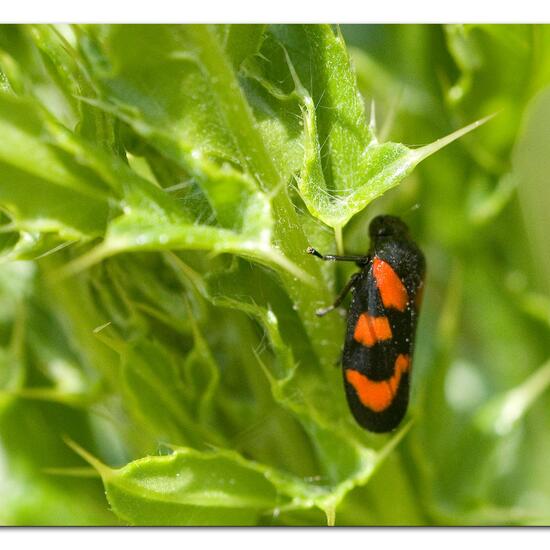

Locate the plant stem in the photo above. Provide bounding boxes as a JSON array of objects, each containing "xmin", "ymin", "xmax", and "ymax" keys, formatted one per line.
[
  {"xmin": 185, "ymin": 25, "xmax": 344, "ymax": 370},
  {"xmin": 334, "ymin": 226, "xmax": 344, "ymax": 255}
]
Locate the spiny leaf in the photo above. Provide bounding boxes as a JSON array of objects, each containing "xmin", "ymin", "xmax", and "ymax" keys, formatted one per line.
[{"xmin": 296, "ymin": 30, "xmax": 493, "ymax": 229}]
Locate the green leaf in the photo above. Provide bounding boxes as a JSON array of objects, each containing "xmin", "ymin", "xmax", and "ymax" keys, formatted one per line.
[
  {"xmin": 0, "ymin": 263, "xmax": 28, "ymax": 411},
  {"xmin": 221, "ymin": 24, "xmax": 266, "ymax": 69},
  {"xmin": 67, "ymin": 442, "xmax": 284, "ymax": 526},
  {"xmin": 0, "ymin": 92, "xmax": 110, "ymax": 239},
  {"xmin": 513, "ymin": 86, "xmax": 550, "ymax": 292},
  {"xmin": 290, "ymin": 25, "xmax": 491, "ymax": 232},
  {"xmin": 475, "ymin": 359, "xmax": 550, "ymax": 436}
]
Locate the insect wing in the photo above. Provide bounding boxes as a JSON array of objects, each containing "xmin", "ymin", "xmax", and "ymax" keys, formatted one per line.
[{"xmin": 342, "ymin": 248, "xmax": 423, "ymax": 433}]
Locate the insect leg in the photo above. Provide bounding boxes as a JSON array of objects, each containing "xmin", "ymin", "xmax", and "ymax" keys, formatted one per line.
[
  {"xmin": 316, "ymin": 272, "xmax": 361, "ymax": 317},
  {"xmin": 307, "ymin": 247, "xmax": 367, "ymax": 263}
]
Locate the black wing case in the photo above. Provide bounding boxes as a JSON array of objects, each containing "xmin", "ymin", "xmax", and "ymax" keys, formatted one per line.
[{"xmin": 342, "ymin": 240, "xmax": 425, "ymax": 433}]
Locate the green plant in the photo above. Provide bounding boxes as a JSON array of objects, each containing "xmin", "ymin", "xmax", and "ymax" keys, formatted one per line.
[{"xmin": 1, "ymin": 24, "xmax": 550, "ymax": 526}]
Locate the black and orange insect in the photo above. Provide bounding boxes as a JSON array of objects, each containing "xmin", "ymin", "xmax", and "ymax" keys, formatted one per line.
[{"xmin": 307, "ymin": 215, "xmax": 426, "ymax": 433}]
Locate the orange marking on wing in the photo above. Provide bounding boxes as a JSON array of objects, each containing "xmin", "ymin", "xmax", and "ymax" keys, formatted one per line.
[
  {"xmin": 373, "ymin": 257, "xmax": 408, "ymax": 312},
  {"xmin": 345, "ymin": 354, "xmax": 410, "ymax": 412},
  {"xmin": 353, "ymin": 313, "xmax": 392, "ymax": 347}
]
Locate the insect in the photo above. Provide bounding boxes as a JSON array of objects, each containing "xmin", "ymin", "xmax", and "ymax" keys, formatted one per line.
[{"xmin": 307, "ymin": 215, "xmax": 426, "ymax": 433}]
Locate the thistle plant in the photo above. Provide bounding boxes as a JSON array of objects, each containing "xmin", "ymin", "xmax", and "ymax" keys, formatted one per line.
[{"xmin": 1, "ymin": 24, "xmax": 550, "ymax": 526}]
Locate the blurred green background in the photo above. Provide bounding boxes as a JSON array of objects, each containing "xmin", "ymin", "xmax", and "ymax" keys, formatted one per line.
[{"xmin": 1, "ymin": 24, "xmax": 550, "ymax": 526}]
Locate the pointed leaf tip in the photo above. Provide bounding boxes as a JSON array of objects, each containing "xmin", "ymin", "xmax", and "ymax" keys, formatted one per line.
[
  {"xmin": 63, "ymin": 436, "xmax": 110, "ymax": 477},
  {"xmin": 413, "ymin": 113, "xmax": 497, "ymax": 163}
]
